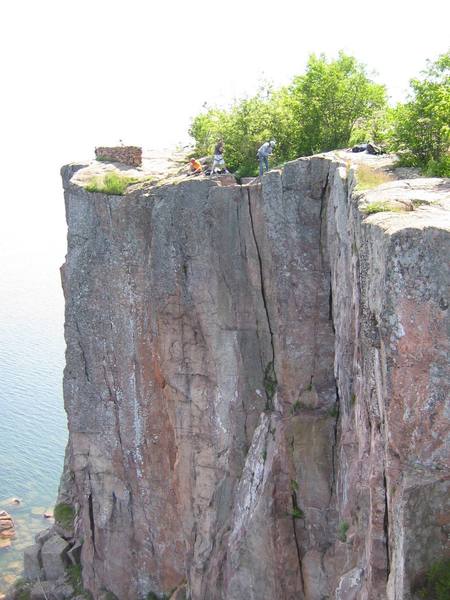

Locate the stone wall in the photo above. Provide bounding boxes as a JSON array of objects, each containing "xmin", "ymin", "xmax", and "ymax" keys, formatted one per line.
[{"xmin": 95, "ymin": 146, "xmax": 142, "ymax": 167}]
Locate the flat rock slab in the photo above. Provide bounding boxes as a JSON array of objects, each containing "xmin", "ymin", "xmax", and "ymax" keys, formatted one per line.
[
  {"xmin": 24, "ymin": 543, "xmax": 42, "ymax": 580},
  {"xmin": 41, "ymin": 534, "xmax": 70, "ymax": 581}
]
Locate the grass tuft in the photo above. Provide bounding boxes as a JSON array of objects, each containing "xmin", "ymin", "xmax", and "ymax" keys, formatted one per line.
[
  {"xmin": 337, "ymin": 521, "xmax": 349, "ymax": 542},
  {"xmin": 66, "ymin": 564, "xmax": 93, "ymax": 599},
  {"xmin": 289, "ymin": 506, "xmax": 304, "ymax": 519},
  {"xmin": 53, "ymin": 502, "xmax": 75, "ymax": 529},
  {"xmin": 54, "ymin": 502, "xmax": 75, "ymax": 529},
  {"xmin": 355, "ymin": 165, "xmax": 393, "ymax": 190},
  {"xmin": 85, "ymin": 172, "xmax": 140, "ymax": 195},
  {"xmin": 362, "ymin": 200, "xmax": 405, "ymax": 215}
]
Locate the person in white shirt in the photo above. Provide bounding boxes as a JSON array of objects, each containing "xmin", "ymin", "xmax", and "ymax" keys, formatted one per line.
[{"xmin": 257, "ymin": 140, "xmax": 276, "ymax": 176}]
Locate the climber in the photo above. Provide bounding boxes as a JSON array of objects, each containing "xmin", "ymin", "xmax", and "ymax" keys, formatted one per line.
[
  {"xmin": 257, "ymin": 140, "xmax": 276, "ymax": 177},
  {"xmin": 211, "ymin": 140, "xmax": 228, "ymax": 176},
  {"xmin": 189, "ymin": 157, "xmax": 203, "ymax": 176}
]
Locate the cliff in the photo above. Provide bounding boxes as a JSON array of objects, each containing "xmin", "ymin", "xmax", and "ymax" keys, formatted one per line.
[{"xmin": 44, "ymin": 156, "xmax": 450, "ymax": 599}]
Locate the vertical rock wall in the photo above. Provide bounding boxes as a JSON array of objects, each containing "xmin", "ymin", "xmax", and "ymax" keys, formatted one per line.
[{"xmin": 60, "ymin": 158, "xmax": 449, "ymax": 600}]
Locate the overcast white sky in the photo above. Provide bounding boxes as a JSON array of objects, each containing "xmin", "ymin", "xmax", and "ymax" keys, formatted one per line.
[{"xmin": 0, "ymin": 0, "xmax": 449, "ymax": 263}]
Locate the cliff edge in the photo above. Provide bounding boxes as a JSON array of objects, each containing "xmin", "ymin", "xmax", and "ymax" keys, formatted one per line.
[{"xmin": 20, "ymin": 155, "xmax": 450, "ymax": 600}]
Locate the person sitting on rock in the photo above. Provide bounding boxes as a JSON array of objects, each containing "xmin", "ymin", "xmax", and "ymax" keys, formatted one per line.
[
  {"xmin": 211, "ymin": 140, "xmax": 228, "ymax": 176},
  {"xmin": 257, "ymin": 140, "xmax": 276, "ymax": 177},
  {"xmin": 189, "ymin": 158, "xmax": 203, "ymax": 176}
]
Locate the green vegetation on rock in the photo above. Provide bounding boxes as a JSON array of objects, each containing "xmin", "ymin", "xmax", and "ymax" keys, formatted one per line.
[
  {"xmin": 416, "ymin": 558, "xmax": 450, "ymax": 599},
  {"xmin": 354, "ymin": 164, "xmax": 393, "ymax": 190},
  {"xmin": 14, "ymin": 579, "xmax": 32, "ymax": 600},
  {"xmin": 190, "ymin": 49, "xmax": 449, "ymax": 178},
  {"xmin": 190, "ymin": 52, "xmax": 387, "ymax": 177},
  {"xmin": 390, "ymin": 51, "xmax": 450, "ymax": 177},
  {"xmin": 85, "ymin": 171, "xmax": 140, "ymax": 195},
  {"xmin": 361, "ymin": 201, "xmax": 405, "ymax": 215},
  {"xmin": 289, "ymin": 506, "xmax": 304, "ymax": 519},
  {"xmin": 53, "ymin": 502, "xmax": 75, "ymax": 529},
  {"xmin": 66, "ymin": 564, "xmax": 93, "ymax": 599},
  {"xmin": 337, "ymin": 521, "xmax": 349, "ymax": 542}
]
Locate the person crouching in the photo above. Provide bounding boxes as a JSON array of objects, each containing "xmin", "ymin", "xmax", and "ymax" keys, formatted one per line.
[{"xmin": 189, "ymin": 158, "xmax": 203, "ymax": 176}]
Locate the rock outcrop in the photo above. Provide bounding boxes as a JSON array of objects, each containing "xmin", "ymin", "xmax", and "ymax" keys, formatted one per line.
[
  {"xmin": 54, "ymin": 155, "xmax": 449, "ymax": 600},
  {"xmin": 0, "ymin": 511, "xmax": 16, "ymax": 549}
]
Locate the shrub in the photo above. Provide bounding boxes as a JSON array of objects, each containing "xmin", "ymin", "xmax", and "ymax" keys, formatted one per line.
[
  {"xmin": 338, "ymin": 521, "xmax": 349, "ymax": 542},
  {"xmin": 328, "ymin": 405, "xmax": 339, "ymax": 418},
  {"xmin": 85, "ymin": 172, "xmax": 140, "ymax": 195},
  {"xmin": 54, "ymin": 502, "xmax": 75, "ymax": 529},
  {"xmin": 391, "ymin": 51, "xmax": 450, "ymax": 177},
  {"xmin": 66, "ymin": 564, "xmax": 93, "ymax": 600},
  {"xmin": 14, "ymin": 579, "xmax": 31, "ymax": 600},
  {"xmin": 416, "ymin": 558, "xmax": 450, "ymax": 599},
  {"xmin": 289, "ymin": 506, "xmax": 304, "ymax": 519},
  {"xmin": 189, "ymin": 52, "xmax": 387, "ymax": 174}
]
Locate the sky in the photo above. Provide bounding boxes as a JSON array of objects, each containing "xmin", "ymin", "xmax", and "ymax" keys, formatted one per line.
[{"xmin": 0, "ymin": 0, "xmax": 449, "ymax": 265}]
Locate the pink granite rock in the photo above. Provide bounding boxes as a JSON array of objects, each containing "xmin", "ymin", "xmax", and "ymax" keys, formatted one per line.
[{"xmin": 56, "ymin": 156, "xmax": 449, "ymax": 600}]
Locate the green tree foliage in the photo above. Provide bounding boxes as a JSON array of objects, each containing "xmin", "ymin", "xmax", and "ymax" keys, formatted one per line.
[
  {"xmin": 289, "ymin": 52, "xmax": 387, "ymax": 155},
  {"xmin": 391, "ymin": 51, "xmax": 450, "ymax": 176},
  {"xmin": 189, "ymin": 84, "xmax": 287, "ymax": 177},
  {"xmin": 189, "ymin": 53, "xmax": 387, "ymax": 176}
]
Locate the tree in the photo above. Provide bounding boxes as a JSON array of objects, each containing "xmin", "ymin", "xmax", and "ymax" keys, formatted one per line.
[
  {"xmin": 189, "ymin": 52, "xmax": 388, "ymax": 176},
  {"xmin": 289, "ymin": 52, "xmax": 387, "ymax": 156},
  {"xmin": 391, "ymin": 51, "xmax": 450, "ymax": 176},
  {"xmin": 189, "ymin": 84, "xmax": 284, "ymax": 177}
]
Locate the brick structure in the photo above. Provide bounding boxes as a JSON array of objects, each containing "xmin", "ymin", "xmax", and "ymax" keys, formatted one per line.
[{"xmin": 95, "ymin": 146, "xmax": 142, "ymax": 167}]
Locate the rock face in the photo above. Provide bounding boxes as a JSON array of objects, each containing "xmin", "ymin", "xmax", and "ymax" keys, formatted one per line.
[{"xmin": 59, "ymin": 156, "xmax": 450, "ymax": 600}]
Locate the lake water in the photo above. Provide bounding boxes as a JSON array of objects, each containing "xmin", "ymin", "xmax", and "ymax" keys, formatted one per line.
[{"xmin": 0, "ymin": 208, "xmax": 67, "ymax": 592}]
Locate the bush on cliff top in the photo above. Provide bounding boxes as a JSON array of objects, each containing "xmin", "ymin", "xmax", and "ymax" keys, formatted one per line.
[
  {"xmin": 390, "ymin": 51, "xmax": 450, "ymax": 177},
  {"xmin": 190, "ymin": 50, "xmax": 449, "ymax": 178},
  {"xmin": 85, "ymin": 171, "xmax": 140, "ymax": 195},
  {"xmin": 190, "ymin": 52, "xmax": 387, "ymax": 176}
]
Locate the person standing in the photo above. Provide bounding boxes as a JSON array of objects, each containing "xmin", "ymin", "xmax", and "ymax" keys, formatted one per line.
[
  {"xmin": 257, "ymin": 140, "xmax": 276, "ymax": 176},
  {"xmin": 211, "ymin": 140, "xmax": 228, "ymax": 175}
]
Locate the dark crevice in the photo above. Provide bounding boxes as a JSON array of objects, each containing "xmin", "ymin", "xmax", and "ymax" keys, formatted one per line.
[
  {"xmin": 246, "ymin": 187, "xmax": 276, "ymax": 409},
  {"xmin": 291, "ymin": 513, "xmax": 306, "ymax": 596},
  {"xmin": 309, "ymin": 168, "xmax": 332, "ymax": 393},
  {"xmin": 383, "ymin": 470, "xmax": 391, "ymax": 579},
  {"xmin": 88, "ymin": 489, "xmax": 96, "ymax": 554},
  {"xmin": 329, "ymin": 286, "xmax": 335, "ymax": 333},
  {"xmin": 330, "ymin": 384, "xmax": 340, "ymax": 500},
  {"xmin": 318, "ymin": 166, "xmax": 331, "ymax": 269},
  {"xmin": 74, "ymin": 320, "xmax": 91, "ymax": 383}
]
